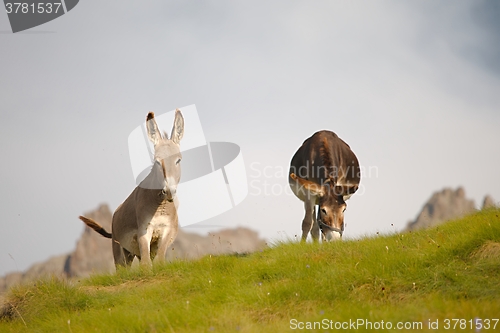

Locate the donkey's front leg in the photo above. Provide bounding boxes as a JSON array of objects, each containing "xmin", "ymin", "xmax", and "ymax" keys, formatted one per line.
[
  {"xmin": 137, "ymin": 228, "xmax": 153, "ymax": 267},
  {"xmin": 302, "ymin": 199, "xmax": 317, "ymax": 241},
  {"xmin": 311, "ymin": 206, "xmax": 320, "ymax": 241},
  {"xmin": 155, "ymin": 226, "xmax": 178, "ymax": 264}
]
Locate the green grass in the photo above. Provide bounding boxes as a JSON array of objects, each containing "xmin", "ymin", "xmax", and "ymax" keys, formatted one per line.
[{"xmin": 1, "ymin": 209, "xmax": 500, "ymax": 332}]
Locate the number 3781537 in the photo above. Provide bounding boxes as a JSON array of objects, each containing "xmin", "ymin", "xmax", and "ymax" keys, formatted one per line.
[{"xmin": 5, "ymin": 3, "xmax": 63, "ymax": 14}]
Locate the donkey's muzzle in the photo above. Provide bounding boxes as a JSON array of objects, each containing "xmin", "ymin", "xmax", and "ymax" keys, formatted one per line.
[{"xmin": 161, "ymin": 188, "xmax": 175, "ymax": 202}]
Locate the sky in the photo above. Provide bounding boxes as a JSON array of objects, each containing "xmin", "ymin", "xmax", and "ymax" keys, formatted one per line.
[{"xmin": 1, "ymin": 1, "xmax": 499, "ymax": 276}]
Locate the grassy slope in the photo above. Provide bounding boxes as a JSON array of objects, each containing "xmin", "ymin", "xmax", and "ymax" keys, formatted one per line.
[{"xmin": 1, "ymin": 209, "xmax": 499, "ymax": 332}]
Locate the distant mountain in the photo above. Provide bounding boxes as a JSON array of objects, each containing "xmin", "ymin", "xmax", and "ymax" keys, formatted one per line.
[
  {"xmin": 406, "ymin": 187, "xmax": 497, "ymax": 231},
  {"xmin": 0, "ymin": 204, "xmax": 266, "ymax": 296},
  {"xmin": 483, "ymin": 195, "xmax": 496, "ymax": 210},
  {"xmin": 67, "ymin": 203, "xmax": 115, "ymax": 277}
]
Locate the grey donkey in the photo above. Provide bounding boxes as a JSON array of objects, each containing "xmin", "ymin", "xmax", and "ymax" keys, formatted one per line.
[{"xmin": 79, "ymin": 110, "xmax": 184, "ymax": 267}]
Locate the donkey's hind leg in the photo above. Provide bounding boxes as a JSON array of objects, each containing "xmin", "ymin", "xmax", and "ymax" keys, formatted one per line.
[
  {"xmin": 113, "ymin": 242, "xmax": 135, "ymax": 267},
  {"xmin": 123, "ymin": 248, "xmax": 135, "ymax": 266}
]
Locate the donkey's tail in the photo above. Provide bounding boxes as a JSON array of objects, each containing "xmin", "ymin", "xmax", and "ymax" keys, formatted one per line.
[{"xmin": 79, "ymin": 216, "xmax": 112, "ymax": 238}]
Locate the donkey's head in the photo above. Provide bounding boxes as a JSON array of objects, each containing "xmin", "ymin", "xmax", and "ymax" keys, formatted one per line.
[
  {"xmin": 290, "ymin": 173, "xmax": 358, "ymax": 241},
  {"xmin": 142, "ymin": 110, "xmax": 184, "ymax": 202}
]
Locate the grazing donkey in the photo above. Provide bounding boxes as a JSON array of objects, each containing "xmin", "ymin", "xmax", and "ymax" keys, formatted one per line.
[
  {"xmin": 289, "ymin": 130, "xmax": 360, "ymax": 242},
  {"xmin": 79, "ymin": 110, "xmax": 184, "ymax": 267}
]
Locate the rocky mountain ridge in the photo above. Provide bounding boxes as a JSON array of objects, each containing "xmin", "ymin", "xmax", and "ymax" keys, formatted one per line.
[{"xmin": 406, "ymin": 187, "xmax": 496, "ymax": 231}]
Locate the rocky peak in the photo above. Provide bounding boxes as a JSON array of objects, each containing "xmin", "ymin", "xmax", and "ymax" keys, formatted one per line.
[
  {"xmin": 406, "ymin": 187, "xmax": 476, "ymax": 231},
  {"xmin": 66, "ymin": 203, "xmax": 115, "ymax": 277},
  {"xmin": 482, "ymin": 195, "xmax": 497, "ymax": 210}
]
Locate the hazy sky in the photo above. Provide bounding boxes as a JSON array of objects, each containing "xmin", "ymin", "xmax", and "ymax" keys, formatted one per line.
[{"xmin": 1, "ymin": 1, "xmax": 499, "ymax": 276}]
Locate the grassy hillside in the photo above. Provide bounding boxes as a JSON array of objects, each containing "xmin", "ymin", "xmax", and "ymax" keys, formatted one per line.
[{"xmin": 1, "ymin": 209, "xmax": 499, "ymax": 332}]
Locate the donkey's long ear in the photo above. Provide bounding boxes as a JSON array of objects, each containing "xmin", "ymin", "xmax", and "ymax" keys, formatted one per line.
[
  {"xmin": 290, "ymin": 173, "xmax": 325, "ymax": 196},
  {"xmin": 146, "ymin": 112, "xmax": 163, "ymax": 146},
  {"xmin": 171, "ymin": 109, "xmax": 184, "ymax": 144}
]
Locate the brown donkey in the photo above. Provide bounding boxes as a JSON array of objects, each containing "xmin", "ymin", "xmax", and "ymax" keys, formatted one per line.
[{"xmin": 289, "ymin": 130, "xmax": 360, "ymax": 242}]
